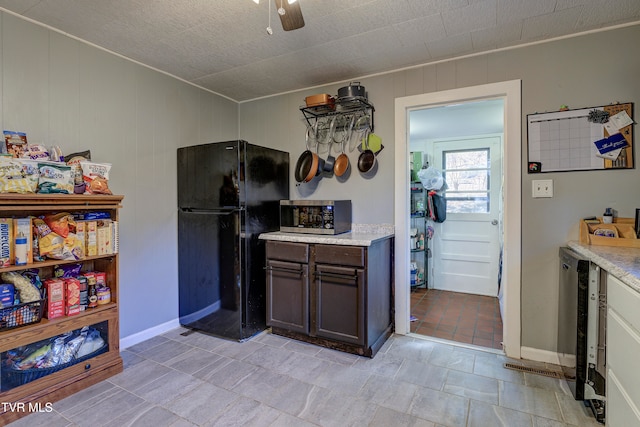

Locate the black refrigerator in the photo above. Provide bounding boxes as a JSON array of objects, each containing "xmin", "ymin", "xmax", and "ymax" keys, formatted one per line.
[{"xmin": 177, "ymin": 141, "xmax": 289, "ymax": 341}]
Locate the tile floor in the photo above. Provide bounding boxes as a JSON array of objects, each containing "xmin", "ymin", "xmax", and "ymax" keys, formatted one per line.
[
  {"xmin": 411, "ymin": 289, "xmax": 503, "ymax": 350},
  {"xmin": 6, "ymin": 327, "xmax": 603, "ymax": 427}
]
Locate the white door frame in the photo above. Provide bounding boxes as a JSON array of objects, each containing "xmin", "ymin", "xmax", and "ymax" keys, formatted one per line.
[{"xmin": 394, "ymin": 80, "xmax": 522, "ymax": 359}]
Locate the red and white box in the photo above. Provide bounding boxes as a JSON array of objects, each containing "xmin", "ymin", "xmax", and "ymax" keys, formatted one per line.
[
  {"xmin": 44, "ymin": 278, "xmax": 65, "ymax": 319},
  {"xmin": 64, "ymin": 277, "xmax": 81, "ymax": 316}
]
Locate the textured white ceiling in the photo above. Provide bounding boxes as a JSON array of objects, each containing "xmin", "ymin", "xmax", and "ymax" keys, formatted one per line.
[{"xmin": 0, "ymin": 0, "xmax": 639, "ymax": 102}]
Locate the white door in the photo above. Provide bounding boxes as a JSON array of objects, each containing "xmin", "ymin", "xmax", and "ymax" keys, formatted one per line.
[{"xmin": 431, "ymin": 136, "xmax": 502, "ymax": 296}]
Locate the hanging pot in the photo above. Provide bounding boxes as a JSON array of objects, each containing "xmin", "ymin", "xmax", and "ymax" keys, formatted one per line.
[
  {"xmin": 305, "ymin": 94, "xmax": 335, "ymax": 109},
  {"xmin": 323, "ymin": 138, "xmax": 336, "ymax": 177},
  {"xmin": 338, "ymin": 82, "xmax": 366, "ymax": 101},
  {"xmin": 357, "ymin": 130, "xmax": 376, "ymax": 173}
]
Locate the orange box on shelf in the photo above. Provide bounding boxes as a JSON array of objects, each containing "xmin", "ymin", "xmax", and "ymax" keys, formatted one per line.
[{"xmin": 579, "ymin": 217, "xmax": 640, "ymax": 248}]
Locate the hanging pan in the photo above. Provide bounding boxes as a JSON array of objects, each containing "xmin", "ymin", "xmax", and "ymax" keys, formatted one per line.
[
  {"xmin": 294, "ymin": 149, "xmax": 318, "ymax": 183},
  {"xmin": 334, "ymin": 140, "xmax": 350, "ymax": 177},
  {"xmin": 357, "ymin": 130, "xmax": 376, "ymax": 174}
]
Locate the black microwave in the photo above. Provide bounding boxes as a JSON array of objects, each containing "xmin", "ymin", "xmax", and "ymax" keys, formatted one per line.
[{"xmin": 280, "ymin": 200, "xmax": 352, "ymax": 235}]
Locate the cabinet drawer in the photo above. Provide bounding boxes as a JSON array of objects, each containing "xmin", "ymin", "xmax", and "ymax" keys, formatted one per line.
[
  {"xmin": 608, "ymin": 274, "xmax": 640, "ymax": 333},
  {"xmin": 266, "ymin": 241, "xmax": 309, "ymax": 263},
  {"xmin": 315, "ymin": 245, "xmax": 364, "ymax": 267}
]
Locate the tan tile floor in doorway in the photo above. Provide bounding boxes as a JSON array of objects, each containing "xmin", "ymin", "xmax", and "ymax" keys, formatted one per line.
[{"xmin": 410, "ymin": 288, "xmax": 503, "ymax": 350}]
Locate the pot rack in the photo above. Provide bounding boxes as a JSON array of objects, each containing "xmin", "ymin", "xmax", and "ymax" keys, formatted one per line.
[{"xmin": 299, "ymin": 97, "xmax": 375, "ymax": 132}]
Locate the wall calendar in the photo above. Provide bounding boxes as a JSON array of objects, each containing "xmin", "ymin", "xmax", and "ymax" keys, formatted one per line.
[{"xmin": 527, "ymin": 103, "xmax": 634, "ymax": 173}]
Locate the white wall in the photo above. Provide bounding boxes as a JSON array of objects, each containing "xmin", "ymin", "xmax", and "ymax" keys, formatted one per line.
[
  {"xmin": 0, "ymin": 13, "xmax": 239, "ymax": 339},
  {"xmin": 240, "ymin": 24, "xmax": 640, "ymax": 353}
]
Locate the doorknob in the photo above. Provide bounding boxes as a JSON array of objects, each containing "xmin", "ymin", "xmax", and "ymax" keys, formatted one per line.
[{"xmin": 491, "ymin": 219, "xmax": 498, "ymax": 225}]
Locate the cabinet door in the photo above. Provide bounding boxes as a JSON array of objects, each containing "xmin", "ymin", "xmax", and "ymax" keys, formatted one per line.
[
  {"xmin": 607, "ymin": 274, "xmax": 640, "ymax": 422},
  {"xmin": 266, "ymin": 259, "xmax": 309, "ymax": 334},
  {"xmin": 314, "ymin": 264, "xmax": 365, "ymax": 345},
  {"xmin": 607, "ymin": 371, "xmax": 640, "ymax": 427}
]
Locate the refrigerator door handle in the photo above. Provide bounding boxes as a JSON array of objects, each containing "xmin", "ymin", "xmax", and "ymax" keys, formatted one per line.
[{"xmin": 180, "ymin": 208, "xmax": 241, "ymax": 214}]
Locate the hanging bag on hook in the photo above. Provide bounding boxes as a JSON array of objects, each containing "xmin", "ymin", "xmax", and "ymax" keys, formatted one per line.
[{"xmin": 427, "ymin": 190, "xmax": 446, "ymax": 223}]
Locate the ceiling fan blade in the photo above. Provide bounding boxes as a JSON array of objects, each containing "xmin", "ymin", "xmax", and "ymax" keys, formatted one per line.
[{"xmin": 276, "ymin": 0, "xmax": 305, "ymax": 31}]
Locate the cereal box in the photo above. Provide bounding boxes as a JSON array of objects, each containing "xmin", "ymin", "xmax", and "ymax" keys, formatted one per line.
[
  {"xmin": 3, "ymin": 130, "xmax": 27, "ymax": 158},
  {"xmin": 0, "ymin": 283, "xmax": 14, "ymax": 307},
  {"xmin": 64, "ymin": 278, "xmax": 81, "ymax": 316},
  {"xmin": 75, "ymin": 221, "xmax": 86, "ymax": 256},
  {"xmin": 0, "ymin": 218, "xmax": 14, "ymax": 267},
  {"xmin": 44, "ymin": 278, "xmax": 65, "ymax": 319},
  {"xmin": 86, "ymin": 221, "xmax": 97, "ymax": 256},
  {"xmin": 97, "ymin": 220, "xmax": 112, "ymax": 255}
]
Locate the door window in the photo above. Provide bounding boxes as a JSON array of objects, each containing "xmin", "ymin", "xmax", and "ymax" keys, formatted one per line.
[{"xmin": 442, "ymin": 148, "xmax": 490, "ymax": 213}]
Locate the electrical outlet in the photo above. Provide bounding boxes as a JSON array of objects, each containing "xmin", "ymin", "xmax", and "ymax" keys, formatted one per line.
[{"xmin": 532, "ymin": 179, "xmax": 553, "ymax": 198}]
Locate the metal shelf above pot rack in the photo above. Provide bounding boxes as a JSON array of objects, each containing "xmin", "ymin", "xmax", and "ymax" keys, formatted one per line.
[{"xmin": 300, "ymin": 97, "xmax": 375, "ymax": 131}]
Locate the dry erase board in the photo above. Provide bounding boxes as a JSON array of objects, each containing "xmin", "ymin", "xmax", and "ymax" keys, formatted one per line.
[{"xmin": 527, "ymin": 103, "xmax": 634, "ymax": 173}]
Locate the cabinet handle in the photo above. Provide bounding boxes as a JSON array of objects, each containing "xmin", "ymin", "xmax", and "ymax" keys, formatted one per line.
[
  {"xmin": 264, "ymin": 266, "xmax": 305, "ymax": 276},
  {"xmin": 315, "ymin": 271, "xmax": 358, "ymax": 280}
]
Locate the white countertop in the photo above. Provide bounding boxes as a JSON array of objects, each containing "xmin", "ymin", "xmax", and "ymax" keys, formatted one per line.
[
  {"xmin": 260, "ymin": 224, "xmax": 394, "ymax": 247},
  {"xmin": 567, "ymin": 241, "xmax": 640, "ymax": 293}
]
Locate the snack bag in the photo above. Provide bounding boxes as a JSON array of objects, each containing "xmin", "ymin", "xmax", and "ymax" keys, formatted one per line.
[
  {"xmin": 80, "ymin": 161, "xmax": 112, "ymax": 195},
  {"xmin": 0, "ymin": 156, "xmax": 36, "ymax": 193},
  {"xmin": 16, "ymin": 158, "xmax": 40, "ymax": 192},
  {"xmin": 38, "ymin": 161, "xmax": 74, "ymax": 194},
  {"xmin": 23, "ymin": 144, "xmax": 50, "ymax": 160},
  {"xmin": 65, "ymin": 150, "xmax": 91, "ymax": 186},
  {"xmin": 43, "ymin": 212, "xmax": 75, "ymax": 238}
]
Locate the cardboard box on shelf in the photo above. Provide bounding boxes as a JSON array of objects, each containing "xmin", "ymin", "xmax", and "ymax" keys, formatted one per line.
[
  {"xmin": 75, "ymin": 221, "xmax": 86, "ymax": 257},
  {"xmin": 44, "ymin": 278, "xmax": 65, "ymax": 319},
  {"xmin": 0, "ymin": 218, "xmax": 14, "ymax": 267},
  {"xmin": 97, "ymin": 220, "xmax": 112, "ymax": 255},
  {"xmin": 64, "ymin": 278, "xmax": 81, "ymax": 316},
  {"xmin": 86, "ymin": 221, "xmax": 97, "ymax": 256}
]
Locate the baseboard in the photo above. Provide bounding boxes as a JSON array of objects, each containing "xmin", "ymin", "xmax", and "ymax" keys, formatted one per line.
[
  {"xmin": 119, "ymin": 318, "xmax": 181, "ymax": 350},
  {"xmin": 520, "ymin": 346, "xmax": 575, "ymax": 366}
]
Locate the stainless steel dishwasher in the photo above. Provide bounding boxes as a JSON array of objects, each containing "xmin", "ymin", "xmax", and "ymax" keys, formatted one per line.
[{"xmin": 558, "ymin": 247, "xmax": 605, "ymax": 424}]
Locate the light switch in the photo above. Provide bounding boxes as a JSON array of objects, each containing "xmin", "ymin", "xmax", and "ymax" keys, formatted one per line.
[{"xmin": 532, "ymin": 179, "xmax": 553, "ymax": 198}]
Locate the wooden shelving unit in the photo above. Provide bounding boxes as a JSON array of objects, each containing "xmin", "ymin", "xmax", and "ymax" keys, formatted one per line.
[{"xmin": 0, "ymin": 194, "xmax": 123, "ymax": 424}]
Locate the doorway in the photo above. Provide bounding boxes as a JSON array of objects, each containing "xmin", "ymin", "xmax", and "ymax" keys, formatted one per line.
[
  {"xmin": 410, "ymin": 129, "xmax": 503, "ymax": 350},
  {"xmin": 394, "ymin": 80, "xmax": 522, "ymax": 359}
]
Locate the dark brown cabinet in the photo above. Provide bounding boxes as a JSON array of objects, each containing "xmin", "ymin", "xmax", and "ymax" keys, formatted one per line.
[
  {"xmin": 265, "ymin": 237, "xmax": 393, "ymax": 357},
  {"xmin": 265, "ymin": 241, "xmax": 310, "ymax": 335},
  {"xmin": 266, "ymin": 259, "xmax": 310, "ymax": 334},
  {"xmin": 315, "ymin": 264, "xmax": 365, "ymax": 345}
]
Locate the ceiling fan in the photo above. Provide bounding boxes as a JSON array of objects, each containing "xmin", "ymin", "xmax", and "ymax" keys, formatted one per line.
[{"xmin": 254, "ymin": 0, "xmax": 305, "ymax": 32}]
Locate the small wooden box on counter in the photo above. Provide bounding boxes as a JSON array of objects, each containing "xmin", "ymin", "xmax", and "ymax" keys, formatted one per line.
[{"xmin": 579, "ymin": 217, "xmax": 640, "ymax": 248}]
